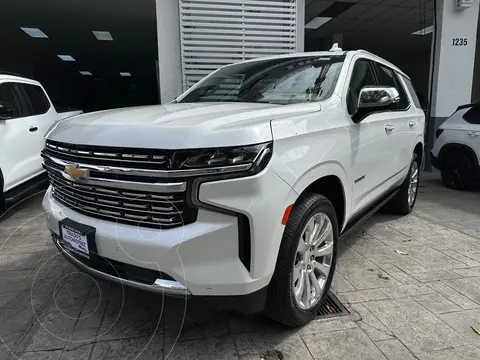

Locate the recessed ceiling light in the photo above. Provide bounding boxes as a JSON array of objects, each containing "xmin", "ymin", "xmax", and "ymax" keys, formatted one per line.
[
  {"xmin": 20, "ymin": 27, "xmax": 48, "ymax": 38},
  {"xmin": 92, "ymin": 31, "xmax": 113, "ymax": 41},
  {"xmin": 412, "ymin": 25, "xmax": 433, "ymax": 35},
  {"xmin": 79, "ymin": 71, "xmax": 92, "ymax": 76},
  {"xmin": 57, "ymin": 55, "xmax": 76, "ymax": 61},
  {"xmin": 305, "ymin": 17, "xmax": 332, "ymax": 29},
  {"xmin": 119, "ymin": 72, "xmax": 131, "ymax": 77}
]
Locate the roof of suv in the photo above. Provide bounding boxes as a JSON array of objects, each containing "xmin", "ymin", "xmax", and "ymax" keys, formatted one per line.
[{"xmin": 0, "ymin": 73, "xmax": 40, "ymax": 85}]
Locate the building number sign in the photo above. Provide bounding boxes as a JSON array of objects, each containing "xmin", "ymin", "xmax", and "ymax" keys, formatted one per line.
[{"xmin": 452, "ymin": 38, "xmax": 468, "ymax": 46}]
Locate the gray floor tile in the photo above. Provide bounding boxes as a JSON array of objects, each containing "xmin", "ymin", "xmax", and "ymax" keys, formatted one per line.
[
  {"xmin": 417, "ymin": 345, "xmax": 480, "ymax": 360},
  {"xmin": 413, "ymin": 293, "xmax": 462, "ymax": 314},
  {"xmin": 444, "ymin": 277, "xmax": 480, "ymax": 304},
  {"xmin": 426, "ymin": 281, "xmax": 480, "ymax": 309},
  {"xmin": 379, "ymin": 283, "xmax": 436, "ymax": 299},
  {"xmin": 375, "ymin": 339, "xmax": 417, "ymax": 360},
  {"xmin": 303, "ymin": 328, "xmax": 387, "ymax": 360},
  {"xmin": 299, "ymin": 318, "xmax": 358, "ymax": 336},
  {"xmin": 18, "ymin": 350, "xmax": 63, "ymax": 360},
  {"xmin": 410, "ymin": 270, "xmax": 463, "ymax": 283},
  {"xmin": 165, "ymin": 336, "xmax": 237, "ymax": 360},
  {"xmin": 341, "ymin": 289, "xmax": 389, "ymax": 303},
  {"xmin": 439, "ymin": 309, "xmax": 480, "ymax": 347},
  {"xmin": 364, "ymin": 297, "xmax": 469, "ymax": 354},
  {"xmin": 90, "ymin": 335, "xmax": 163, "ymax": 360},
  {"xmin": 336, "ymin": 258, "xmax": 401, "ymax": 290},
  {"xmin": 351, "ymin": 304, "xmax": 393, "ymax": 341}
]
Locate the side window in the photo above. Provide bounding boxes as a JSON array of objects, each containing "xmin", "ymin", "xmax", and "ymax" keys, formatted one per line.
[
  {"xmin": 347, "ymin": 60, "xmax": 376, "ymax": 115},
  {"xmin": 0, "ymin": 83, "xmax": 22, "ymax": 120},
  {"xmin": 463, "ymin": 106, "xmax": 480, "ymax": 124},
  {"xmin": 400, "ymin": 75, "xmax": 422, "ymax": 109},
  {"xmin": 19, "ymin": 83, "xmax": 50, "ymax": 116},
  {"xmin": 372, "ymin": 63, "xmax": 409, "ymax": 111}
]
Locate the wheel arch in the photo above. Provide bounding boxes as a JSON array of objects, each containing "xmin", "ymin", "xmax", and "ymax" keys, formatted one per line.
[
  {"xmin": 291, "ymin": 162, "xmax": 347, "ymax": 231},
  {"xmin": 438, "ymin": 143, "xmax": 479, "ymax": 167}
]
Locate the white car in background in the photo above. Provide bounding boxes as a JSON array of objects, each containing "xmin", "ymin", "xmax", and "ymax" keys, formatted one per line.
[
  {"xmin": 0, "ymin": 74, "xmax": 60, "ymax": 214},
  {"xmin": 42, "ymin": 48, "xmax": 424, "ymax": 326},
  {"xmin": 431, "ymin": 103, "xmax": 480, "ymax": 190}
]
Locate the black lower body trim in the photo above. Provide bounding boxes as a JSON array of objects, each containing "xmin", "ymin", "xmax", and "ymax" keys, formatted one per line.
[
  {"xmin": 189, "ymin": 286, "xmax": 268, "ymax": 314},
  {"xmin": 340, "ymin": 187, "xmax": 399, "ymax": 241}
]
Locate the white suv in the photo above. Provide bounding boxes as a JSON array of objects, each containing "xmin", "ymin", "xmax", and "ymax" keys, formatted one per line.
[
  {"xmin": 42, "ymin": 49, "xmax": 424, "ymax": 326},
  {"xmin": 0, "ymin": 74, "xmax": 59, "ymax": 214},
  {"xmin": 431, "ymin": 103, "xmax": 480, "ymax": 189}
]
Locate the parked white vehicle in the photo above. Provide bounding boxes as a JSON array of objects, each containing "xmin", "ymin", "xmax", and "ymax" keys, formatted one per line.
[
  {"xmin": 0, "ymin": 74, "xmax": 60, "ymax": 214},
  {"xmin": 431, "ymin": 103, "xmax": 480, "ymax": 189},
  {"xmin": 42, "ymin": 47, "xmax": 424, "ymax": 326}
]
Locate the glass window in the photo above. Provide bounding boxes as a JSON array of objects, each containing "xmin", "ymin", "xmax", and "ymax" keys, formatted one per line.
[
  {"xmin": 371, "ymin": 62, "xmax": 409, "ymax": 111},
  {"xmin": 20, "ymin": 83, "xmax": 50, "ymax": 115},
  {"xmin": 463, "ymin": 105, "xmax": 480, "ymax": 124},
  {"xmin": 179, "ymin": 55, "xmax": 345, "ymax": 105},
  {"xmin": 0, "ymin": 83, "xmax": 22, "ymax": 120},
  {"xmin": 347, "ymin": 60, "xmax": 376, "ymax": 115},
  {"xmin": 400, "ymin": 75, "xmax": 422, "ymax": 109}
]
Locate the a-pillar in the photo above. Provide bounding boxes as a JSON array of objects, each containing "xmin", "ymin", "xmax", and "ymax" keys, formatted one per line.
[{"xmin": 427, "ymin": 0, "xmax": 479, "ymax": 168}]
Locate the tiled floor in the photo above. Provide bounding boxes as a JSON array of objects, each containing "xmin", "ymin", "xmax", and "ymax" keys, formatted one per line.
[{"xmin": 1, "ymin": 173, "xmax": 480, "ymax": 359}]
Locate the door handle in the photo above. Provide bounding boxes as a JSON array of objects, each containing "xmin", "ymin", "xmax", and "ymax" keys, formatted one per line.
[
  {"xmin": 385, "ymin": 124, "xmax": 395, "ymax": 133},
  {"xmin": 29, "ymin": 126, "xmax": 38, "ymax": 132},
  {"xmin": 409, "ymin": 121, "xmax": 416, "ymax": 127},
  {"xmin": 468, "ymin": 131, "xmax": 480, "ymax": 137}
]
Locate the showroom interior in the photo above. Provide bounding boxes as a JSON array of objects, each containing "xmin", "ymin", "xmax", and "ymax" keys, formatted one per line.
[{"xmin": 0, "ymin": 0, "xmax": 478, "ymax": 164}]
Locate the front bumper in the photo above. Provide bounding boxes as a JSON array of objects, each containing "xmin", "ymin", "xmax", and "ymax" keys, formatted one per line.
[{"xmin": 42, "ymin": 167, "xmax": 297, "ymax": 309}]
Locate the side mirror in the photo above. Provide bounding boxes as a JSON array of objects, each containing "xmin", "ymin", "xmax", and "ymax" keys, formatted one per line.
[
  {"xmin": 353, "ymin": 86, "xmax": 400, "ymax": 123},
  {"xmin": 0, "ymin": 101, "xmax": 15, "ymax": 119}
]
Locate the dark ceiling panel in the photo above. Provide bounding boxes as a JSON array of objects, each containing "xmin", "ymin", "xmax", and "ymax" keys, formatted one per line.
[
  {"xmin": 320, "ymin": 1, "xmax": 357, "ymax": 17},
  {"xmin": 355, "ymin": 5, "xmax": 393, "ymax": 19},
  {"xmin": 337, "ymin": 4, "xmax": 373, "ymax": 18},
  {"xmin": 305, "ymin": 0, "xmax": 335, "ymax": 23}
]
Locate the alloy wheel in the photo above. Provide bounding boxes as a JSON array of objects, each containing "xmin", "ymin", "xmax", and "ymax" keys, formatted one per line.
[
  {"xmin": 292, "ymin": 212, "xmax": 334, "ymax": 310},
  {"xmin": 408, "ymin": 160, "xmax": 419, "ymax": 207}
]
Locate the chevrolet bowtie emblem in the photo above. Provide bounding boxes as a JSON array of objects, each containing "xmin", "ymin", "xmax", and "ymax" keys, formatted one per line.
[{"xmin": 64, "ymin": 164, "xmax": 89, "ymax": 180}]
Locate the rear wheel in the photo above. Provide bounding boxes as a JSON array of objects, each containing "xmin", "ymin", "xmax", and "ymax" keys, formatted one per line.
[
  {"xmin": 264, "ymin": 193, "xmax": 338, "ymax": 326},
  {"xmin": 384, "ymin": 153, "xmax": 420, "ymax": 215},
  {"xmin": 441, "ymin": 150, "xmax": 476, "ymax": 190}
]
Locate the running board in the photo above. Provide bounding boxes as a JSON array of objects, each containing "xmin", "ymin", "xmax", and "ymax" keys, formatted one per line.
[
  {"xmin": 339, "ymin": 188, "xmax": 399, "ymax": 241},
  {"xmin": 5, "ymin": 173, "xmax": 49, "ymax": 205}
]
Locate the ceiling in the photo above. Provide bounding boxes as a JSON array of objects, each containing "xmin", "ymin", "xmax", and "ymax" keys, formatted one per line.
[
  {"xmin": 0, "ymin": 0, "xmax": 434, "ymax": 110},
  {"xmin": 304, "ymin": 0, "xmax": 434, "ymax": 52}
]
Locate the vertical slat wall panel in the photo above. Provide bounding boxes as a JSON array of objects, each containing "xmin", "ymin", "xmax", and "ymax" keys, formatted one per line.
[{"xmin": 179, "ymin": 0, "xmax": 297, "ymax": 90}]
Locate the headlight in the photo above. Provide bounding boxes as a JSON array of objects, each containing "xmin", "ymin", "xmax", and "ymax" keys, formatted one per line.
[{"xmin": 172, "ymin": 142, "xmax": 272, "ymax": 175}]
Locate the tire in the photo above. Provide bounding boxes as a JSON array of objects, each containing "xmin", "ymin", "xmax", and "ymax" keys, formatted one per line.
[
  {"xmin": 264, "ymin": 193, "xmax": 338, "ymax": 326},
  {"xmin": 440, "ymin": 150, "xmax": 476, "ymax": 190},
  {"xmin": 384, "ymin": 153, "xmax": 420, "ymax": 215}
]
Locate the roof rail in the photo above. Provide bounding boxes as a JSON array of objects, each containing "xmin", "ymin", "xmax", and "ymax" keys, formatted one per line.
[{"xmin": 355, "ymin": 49, "xmax": 376, "ymax": 56}]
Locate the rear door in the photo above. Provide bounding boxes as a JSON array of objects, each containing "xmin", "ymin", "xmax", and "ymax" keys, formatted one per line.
[
  {"xmin": 16, "ymin": 82, "xmax": 57, "ymax": 177},
  {"xmin": 370, "ymin": 62, "xmax": 413, "ymax": 181}
]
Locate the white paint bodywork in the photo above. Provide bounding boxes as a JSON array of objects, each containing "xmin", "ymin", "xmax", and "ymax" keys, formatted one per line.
[
  {"xmin": 431, "ymin": 108, "xmax": 480, "ymax": 165},
  {"xmin": 0, "ymin": 75, "xmax": 59, "ymax": 193},
  {"xmin": 43, "ymin": 50, "xmax": 425, "ymax": 297}
]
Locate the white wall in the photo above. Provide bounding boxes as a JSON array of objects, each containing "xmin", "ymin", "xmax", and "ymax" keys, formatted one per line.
[
  {"xmin": 431, "ymin": 0, "xmax": 480, "ymax": 118},
  {"xmin": 156, "ymin": 0, "xmax": 183, "ymax": 103}
]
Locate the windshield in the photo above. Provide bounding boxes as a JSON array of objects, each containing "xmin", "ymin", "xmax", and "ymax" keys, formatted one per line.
[{"xmin": 179, "ymin": 55, "xmax": 345, "ymax": 105}]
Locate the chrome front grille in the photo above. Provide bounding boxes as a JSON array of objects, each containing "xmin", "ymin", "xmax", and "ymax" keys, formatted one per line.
[{"xmin": 42, "ymin": 141, "xmax": 198, "ymax": 229}]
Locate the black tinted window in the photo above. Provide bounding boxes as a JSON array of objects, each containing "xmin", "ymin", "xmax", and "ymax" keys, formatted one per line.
[
  {"xmin": 179, "ymin": 55, "xmax": 345, "ymax": 105},
  {"xmin": 20, "ymin": 84, "xmax": 50, "ymax": 115},
  {"xmin": 372, "ymin": 63, "xmax": 409, "ymax": 111},
  {"xmin": 0, "ymin": 83, "xmax": 22, "ymax": 119},
  {"xmin": 401, "ymin": 75, "xmax": 422, "ymax": 108},
  {"xmin": 463, "ymin": 106, "xmax": 480, "ymax": 124},
  {"xmin": 347, "ymin": 60, "xmax": 376, "ymax": 115}
]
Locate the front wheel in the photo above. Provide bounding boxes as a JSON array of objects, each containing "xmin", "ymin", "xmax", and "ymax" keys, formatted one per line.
[
  {"xmin": 264, "ymin": 193, "xmax": 338, "ymax": 326},
  {"xmin": 441, "ymin": 151, "xmax": 476, "ymax": 190}
]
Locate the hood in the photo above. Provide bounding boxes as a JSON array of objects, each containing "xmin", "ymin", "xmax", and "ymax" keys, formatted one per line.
[{"xmin": 46, "ymin": 102, "xmax": 320, "ymax": 149}]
